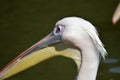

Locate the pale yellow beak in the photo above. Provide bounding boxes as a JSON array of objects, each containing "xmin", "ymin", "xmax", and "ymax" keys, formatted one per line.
[{"xmin": 0, "ymin": 32, "xmax": 81, "ymax": 80}]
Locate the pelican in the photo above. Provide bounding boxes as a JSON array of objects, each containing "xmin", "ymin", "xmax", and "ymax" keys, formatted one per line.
[
  {"xmin": 112, "ymin": 2, "xmax": 120, "ymax": 24},
  {"xmin": 0, "ymin": 17, "xmax": 107, "ymax": 80}
]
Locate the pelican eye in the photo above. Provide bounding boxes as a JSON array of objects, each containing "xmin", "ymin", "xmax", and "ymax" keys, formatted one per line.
[{"xmin": 53, "ymin": 24, "xmax": 65, "ymax": 36}]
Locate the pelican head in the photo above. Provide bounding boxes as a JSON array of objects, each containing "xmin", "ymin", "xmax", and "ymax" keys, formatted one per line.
[
  {"xmin": 55, "ymin": 17, "xmax": 106, "ymax": 56},
  {"xmin": 0, "ymin": 17, "xmax": 107, "ymax": 80}
]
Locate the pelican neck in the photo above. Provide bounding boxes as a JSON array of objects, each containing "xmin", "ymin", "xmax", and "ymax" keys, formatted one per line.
[{"xmin": 77, "ymin": 42, "xmax": 100, "ymax": 80}]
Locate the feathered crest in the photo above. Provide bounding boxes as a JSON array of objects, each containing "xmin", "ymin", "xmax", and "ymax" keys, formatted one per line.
[{"xmin": 79, "ymin": 18, "xmax": 107, "ymax": 59}]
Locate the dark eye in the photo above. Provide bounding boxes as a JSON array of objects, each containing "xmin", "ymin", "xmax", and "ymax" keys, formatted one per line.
[
  {"xmin": 53, "ymin": 24, "xmax": 65, "ymax": 36},
  {"xmin": 55, "ymin": 26, "xmax": 62, "ymax": 33}
]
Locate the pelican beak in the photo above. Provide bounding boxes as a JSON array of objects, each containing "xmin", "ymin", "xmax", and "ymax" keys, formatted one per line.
[
  {"xmin": 0, "ymin": 32, "xmax": 61, "ymax": 79},
  {"xmin": 112, "ymin": 2, "xmax": 120, "ymax": 24},
  {"xmin": 0, "ymin": 32, "xmax": 81, "ymax": 80}
]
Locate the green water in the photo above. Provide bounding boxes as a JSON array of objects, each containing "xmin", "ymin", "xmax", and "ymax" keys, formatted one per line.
[{"xmin": 0, "ymin": 0, "xmax": 120, "ymax": 80}]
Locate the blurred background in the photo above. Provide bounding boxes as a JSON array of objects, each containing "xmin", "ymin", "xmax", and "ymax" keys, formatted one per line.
[{"xmin": 0, "ymin": 0, "xmax": 120, "ymax": 80}]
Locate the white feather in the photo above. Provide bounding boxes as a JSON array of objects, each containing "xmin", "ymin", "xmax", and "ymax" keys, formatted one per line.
[{"xmin": 77, "ymin": 18, "xmax": 107, "ymax": 59}]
